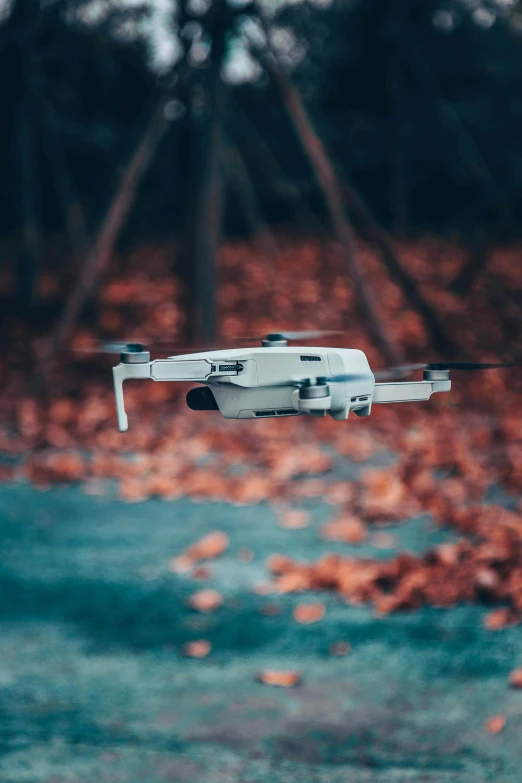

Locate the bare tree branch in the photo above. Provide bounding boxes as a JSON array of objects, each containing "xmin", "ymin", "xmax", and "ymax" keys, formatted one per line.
[
  {"xmin": 193, "ymin": 73, "xmax": 225, "ymax": 342},
  {"xmin": 25, "ymin": 52, "xmax": 89, "ymax": 271},
  {"xmin": 15, "ymin": 96, "xmax": 40, "ymax": 311},
  {"xmin": 251, "ymin": 21, "xmax": 402, "ymax": 364},
  {"xmin": 340, "ymin": 178, "xmax": 458, "ymax": 357},
  {"xmin": 224, "ymin": 142, "xmax": 280, "ymax": 271},
  {"xmin": 182, "ymin": 0, "xmax": 230, "ymax": 343},
  {"xmin": 232, "ymin": 101, "xmax": 326, "ymax": 238},
  {"xmin": 450, "ymin": 229, "xmax": 490, "ymax": 296},
  {"xmin": 41, "ymin": 97, "xmax": 170, "ymax": 370}
]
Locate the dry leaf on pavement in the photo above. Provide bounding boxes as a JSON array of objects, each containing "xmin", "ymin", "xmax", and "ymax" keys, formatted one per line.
[
  {"xmin": 508, "ymin": 669, "xmax": 522, "ymax": 689},
  {"xmin": 187, "ymin": 589, "xmax": 224, "ymax": 613},
  {"xmin": 256, "ymin": 670, "xmax": 301, "ymax": 687},
  {"xmin": 293, "ymin": 602, "xmax": 326, "ymax": 624},
  {"xmin": 485, "ymin": 715, "xmax": 506, "ymax": 734},
  {"xmin": 182, "ymin": 640, "xmax": 212, "ymax": 658},
  {"xmin": 278, "ymin": 509, "xmax": 311, "ymax": 529}
]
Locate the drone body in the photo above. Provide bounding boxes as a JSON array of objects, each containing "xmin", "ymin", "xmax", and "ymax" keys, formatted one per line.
[{"xmin": 112, "ymin": 334, "xmax": 452, "ymax": 432}]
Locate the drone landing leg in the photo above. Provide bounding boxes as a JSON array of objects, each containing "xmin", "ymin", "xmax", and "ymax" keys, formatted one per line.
[{"xmin": 112, "ymin": 363, "xmax": 151, "ymax": 432}]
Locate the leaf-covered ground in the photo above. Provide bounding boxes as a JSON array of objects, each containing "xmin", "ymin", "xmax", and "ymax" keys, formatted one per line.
[
  {"xmin": 1, "ymin": 239, "xmax": 522, "ymax": 619},
  {"xmin": 1, "ymin": 238, "xmax": 522, "ymax": 778}
]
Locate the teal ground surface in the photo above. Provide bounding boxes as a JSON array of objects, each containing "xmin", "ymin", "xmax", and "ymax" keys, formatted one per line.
[{"xmin": 0, "ymin": 481, "xmax": 521, "ymax": 782}]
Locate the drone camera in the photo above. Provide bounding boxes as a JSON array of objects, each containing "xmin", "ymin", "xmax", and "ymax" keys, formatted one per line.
[{"xmin": 186, "ymin": 386, "xmax": 219, "ymax": 411}]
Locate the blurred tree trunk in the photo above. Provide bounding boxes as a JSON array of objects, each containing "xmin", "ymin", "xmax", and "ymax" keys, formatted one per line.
[
  {"xmin": 25, "ymin": 54, "xmax": 89, "ymax": 271},
  {"xmin": 261, "ymin": 48, "xmax": 402, "ymax": 365},
  {"xmin": 177, "ymin": 82, "xmax": 198, "ymax": 344},
  {"xmin": 388, "ymin": 52, "xmax": 409, "ymax": 237},
  {"xmin": 189, "ymin": 8, "xmax": 228, "ymax": 343},
  {"xmin": 193, "ymin": 76, "xmax": 224, "ymax": 343},
  {"xmin": 224, "ymin": 142, "xmax": 279, "ymax": 274},
  {"xmin": 16, "ymin": 97, "xmax": 40, "ymax": 312},
  {"xmin": 175, "ymin": 0, "xmax": 197, "ymax": 344},
  {"xmin": 340, "ymin": 180, "xmax": 458, "ymax": 356},
  {"xmin": 451, "ymin": 229, "xmax": 490, "ymax": 296},
  {"xmin": 42, "ymin": 119, "xmax": 89, "ymax": 271},
  {"xmin": 488, "ymin": 277, "xmax": 522, "ymax": 346},
  {"xmin": 233, "ymin": 103, "xmax": 325, "ymax": 238},
  {"xmin": 42, "ymin": 98, "xmax": 169, "ymax": 370}
]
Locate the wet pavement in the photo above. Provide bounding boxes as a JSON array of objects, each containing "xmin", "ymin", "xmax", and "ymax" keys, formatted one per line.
[{"xmin": 0, "ymin": 482, "xmax": 521, "ymax": 782}]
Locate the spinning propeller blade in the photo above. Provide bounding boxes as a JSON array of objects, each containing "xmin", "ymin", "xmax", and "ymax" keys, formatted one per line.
[
  {"xmin": 326, "ymin": 373, "xmax": 370, "ymax": 383},
  {"xmin": 71, "ymin": 341, "xmax": 146, "ymax": 355},
  {"xmin": 274, "ymin": 330, "xmax": 343, "ymax": 340},
  {"xmin": 421, "ymin": 361, "xmax": 517, "ymax": 370},
  {"xmin": 372, "ymin": 361, "xmax": 518, "ymax": 380},
  {"xmin": 286, "ymin": 372, "xmax": 368, "ymax": 387},
  {"xmin": 69, "ymin": 337, "xmax": 219, "ymax": 355},
  {"xmin": 237, "ymin": 329, "xmax": 342, "ymax": 343}
]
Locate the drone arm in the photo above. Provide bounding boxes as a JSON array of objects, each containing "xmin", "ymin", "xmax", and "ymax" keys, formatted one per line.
[
  {"xmin": 373, "ymin": 379, "xmax": 451, "ymax": 404},
  {"xmin": 113, "ymin": 358, "xmax": 216, "ymax": 432}
]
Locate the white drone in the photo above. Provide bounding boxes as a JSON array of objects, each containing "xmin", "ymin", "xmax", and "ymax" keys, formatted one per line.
[{"xmin": 97, "ymin": 331, "xmax": 514, "ymax": 431}]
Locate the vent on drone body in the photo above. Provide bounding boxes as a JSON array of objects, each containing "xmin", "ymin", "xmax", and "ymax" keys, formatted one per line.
[{"xmin": 254, "ymin": 409, "xmax": 299, "ymax": 417}]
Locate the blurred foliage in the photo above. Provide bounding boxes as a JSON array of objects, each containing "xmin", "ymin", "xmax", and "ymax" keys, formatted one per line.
[{"xmin": 1, "ymin": 0, "xmax": 522, "ymax": 248}]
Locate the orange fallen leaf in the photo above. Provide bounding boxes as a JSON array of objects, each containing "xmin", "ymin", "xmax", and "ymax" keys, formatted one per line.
[
  {"xmin": 266, "ymin": 553, "xmax": 294, "ymax": 574},
  {"xmin": 293, "ymin": 602, "xmax": 326, "ymax": 625},
  {"xmin": 292, "ymin": 478, "xmax": 327, "ymax": 498},
  {"xmin": 182, "ymin": 531, "xmax": 230, "ymax": 563},
  {"xmin": 324, "ymin": 482, "xmax": 354, "ymax": 505},
  {"xmin": 182, "ymin": 640, "xmax": 211, "ymax": 658},
  {"xmin": 25, "ymin": 452, "xmax": 86, "ymax": 485},
  {"xmin": 119, "ymin": 478, "xmax": 148, "ymax": 503},
  {"xmin": 483, "ymin": 608, "xmax": 512, "ymax": 631},
  {"xmin": 278, "ymin": 509, "xmax": 311, "ymax": 529},
  {"xmin": 485, "ymin": 715, "xmax": 506, "ymax": 734},
  {"xmin": 320, "ymin": 515, "xmax": 367, "ymax": 544},
  {"xmin": 371, "ymin": 531, "xmax": 397, "ymax": 549},
  {"xmin": 256, "ymin": 670, "xmax": 301, "ymax": 687},
  {"xmin": 358, "ymin": 468, "xmax": 411, "ymax": 520},
  {"xmin": 187, "ymin": 589, "xmax": 223, "ymax": 613},
  {"xmin": 508, "ymin": 669, "xmax": 522, "ymax": 689},
  {"xmin": 147, "ymin": 475, "xmax": 182, "ymax": 499},
  {"xmin": 230, "ymin": 474, "xmax": 272, "ymax": 504}
]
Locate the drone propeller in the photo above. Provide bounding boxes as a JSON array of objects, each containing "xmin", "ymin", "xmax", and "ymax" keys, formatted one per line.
[
  {"xmin": 324, "ymin": 372, "xmax": 370, "ymax": 383},
  {"xmin": 69, "ymin": 337, "xmax": 219, "ymax": 355},
  {"xmin": 372, "ymin": 360, "xmax": 518, "ymax": 380},
  {"xmin": 419, "ymin": 361, "xmax": 517, "ymax": 371},
  {"xmin": 237, "ymin": 330, "xmax": 342, "ymax": 344},
  {"xmin": 272, "ymin": 330, "xmax": 342, "ymax": 340},
  {"xmin": 72, "ymin": 330, "xmax": 343, "ymax": 355},
  {"xmin": 285, "ymin": 372, "xmax": 368, "ymax": 388},
  {"xmin": 71, "ymin": 341, "xmax": 143, "ymax": 355}
]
